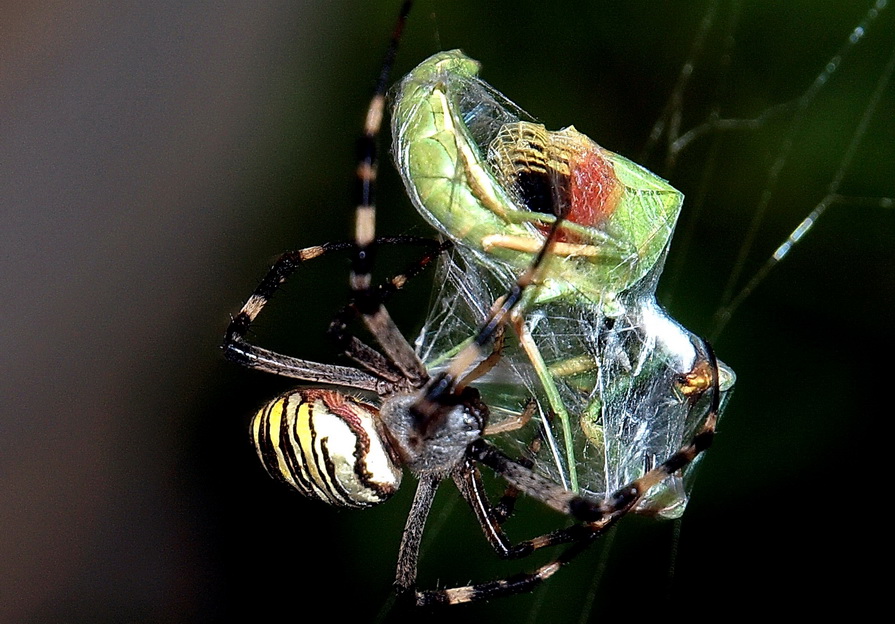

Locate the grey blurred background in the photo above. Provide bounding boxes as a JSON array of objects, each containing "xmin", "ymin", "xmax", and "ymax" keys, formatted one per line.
[{"xmin": 2, "ymin": 1, "xmax": 892, "ymax": 622}]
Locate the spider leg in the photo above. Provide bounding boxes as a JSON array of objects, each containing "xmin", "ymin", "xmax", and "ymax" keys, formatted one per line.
[
  {"xmin": 416, "ymin": 533, "xmax": 596, "ymax": 606},
  {"xmin": 223, "ymin": 236, "xmax": 442, "ymax": 390},
  {"xmin": 456, "ymin": 324, "xmax": 505, "ymax": 391},
  {"xmin": 413, "ymin": 214, "xmax": 568, "ymax": 423},
  {"xmin": 394, "ymin": 474, "xmax": 440, "ymax": 596},
  {"xmin": 328, "ymin": 239, "xmax": 451, "ymax": 382},
  {"xmin": 413, "ymin": 342, "xmax": 721, "ymax": 606},
  {"xmin": 349, "ymin": 1, "xmax": 426, "ymax": 387},
  {"xmin": 223, "ymin": 241, "xmax": 384, "ymax": 389},
  {"xmin": 454, "ymin": 401, "xmax": 553, "ymax": 549},
  {"xmin": 451, "ymin": 456, "xmax": 592, "ymax": 561},
  {"xmin": 393, "ymin": 454, "xmax": 569, "ymax": 603}
]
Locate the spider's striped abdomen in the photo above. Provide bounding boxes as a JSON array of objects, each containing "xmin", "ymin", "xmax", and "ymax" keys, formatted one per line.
[{"xmin": 251, "ymin": 389, "xmax": 402, "ymax": 508}]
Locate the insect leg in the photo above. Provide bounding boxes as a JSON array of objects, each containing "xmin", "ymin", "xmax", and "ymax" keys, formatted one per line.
[{"xmin": 510, "ymin": 312, "xmax": 580, "ymax": 490}]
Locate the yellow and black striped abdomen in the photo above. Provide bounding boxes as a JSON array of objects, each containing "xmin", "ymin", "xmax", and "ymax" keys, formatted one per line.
[{"xmin": 251, "ymin": 389, "xmax": 402, "ymax": 508}]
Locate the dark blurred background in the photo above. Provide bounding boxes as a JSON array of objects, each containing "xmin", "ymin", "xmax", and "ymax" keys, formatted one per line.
[{"xmin": 2, "ymin": 1, "xmax": 892, "ymax": 622}]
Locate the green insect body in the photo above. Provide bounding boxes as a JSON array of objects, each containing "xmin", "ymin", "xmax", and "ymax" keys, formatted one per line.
[
  {"xmin": 393, "ymin": 50, "xmax": 734, "ymax": 515},
  {"xmin": 392, "ymin": 51, "xmax": 684, "ymax": 312}
]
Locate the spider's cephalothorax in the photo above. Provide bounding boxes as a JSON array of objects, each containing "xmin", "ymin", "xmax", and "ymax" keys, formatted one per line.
[
  {"xmin": 378, "ymin": 388, "xmax": 487, "ymax": 476},
  {"xmin": 224, "ymin": 0, "xmax": 726, "ymax": 608}
]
